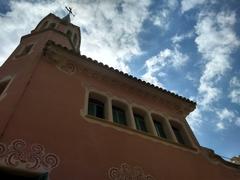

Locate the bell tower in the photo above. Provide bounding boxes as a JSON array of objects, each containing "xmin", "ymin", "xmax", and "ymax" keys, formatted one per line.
[
  {"xmin": 0, "ymin": 11, "xmax": 81, "ymax": 137},
  {"xmin": 3, "ymin": 10, "xmax": 81, "ymax": 63},
  {"xmin": 31, "ymin": 12, "xmax": 81, "ymax": 53},
  {"xmin": 32, "ymin": 11, "xmax": 81, "ymax": 53}
]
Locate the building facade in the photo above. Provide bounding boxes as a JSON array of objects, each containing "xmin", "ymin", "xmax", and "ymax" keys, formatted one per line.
[{"xmin": 0, "ymin": 13, "xmax": 239, "ymax": 180}]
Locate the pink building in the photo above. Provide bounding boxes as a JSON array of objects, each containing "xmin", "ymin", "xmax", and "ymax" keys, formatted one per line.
[{"xmin": 0, "ymin": 13, "xmax": 239, "ymax": 179}]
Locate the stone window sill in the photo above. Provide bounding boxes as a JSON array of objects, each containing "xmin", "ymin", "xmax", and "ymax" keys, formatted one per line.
[{"xmin": 85, "ymin": 114, "xmax": 198, "ymax": 153}]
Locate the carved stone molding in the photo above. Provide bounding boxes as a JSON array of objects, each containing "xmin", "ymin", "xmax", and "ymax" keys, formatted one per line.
[
  {"xmin": 56, "ymin": 61, "xmax": 76, "ymax": 75},
  {"xmin": 0, "ymin": 139, "xmax": 60, "ymax": 172},
  {"xmin": 108, "ymin": 163, "xmax": 155, "ymax": 180}
]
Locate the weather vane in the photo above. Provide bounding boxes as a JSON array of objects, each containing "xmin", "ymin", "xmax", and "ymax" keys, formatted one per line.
[{"xmin": 65, "ymin": 6, "xmax": 75, "ymax": 16}]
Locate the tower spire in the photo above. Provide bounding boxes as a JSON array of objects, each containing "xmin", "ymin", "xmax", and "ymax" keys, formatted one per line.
[{"xmin": 62, "ymin": 6, "xmax": 74, "ymax": 23}]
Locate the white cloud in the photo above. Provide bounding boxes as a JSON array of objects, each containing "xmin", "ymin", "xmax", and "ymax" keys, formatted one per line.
[
  {"xmin": 181, "ymin": 0, "xmax": 208, "ymax": 13},
  {"xmin": 216, "ymin": 108, "xmax": 235, "ymax": 122},
  {"xmin": 151, "ymin": 9, "xmax": 170, "ymax": 30},
  {"xmin": 142, "ymin": 47, "xmax": 188, "ymax": 86},
  {"xmin": 216, "ymin": 122, "xmax": 225, "ymax": 130},
  {"xmin": 215, "ymin": 108, "xmax": 240, "ymax": 130},
  {"xmin": 150, "ymin": 0, "xmax": 178, "ymax": 30},
  {"xmin": 229, "ymin": 76, "xmax": 240, "ymax": 104},
  {"xmin": 198, "ymin": 83, "xmax": 221, "ymax": 108},
  {"xmin": 229, "ymin": 90, "xmax": 240, "ymax": 105},
  {"xmin": 0, "ymin": 0, "xmax": 152, "ymax": 73},
  {"xmin": 186, "ymin": 107, "xmax": 202, "ymax": 131},
  {"xmin": 171, "ymin": 31, "xmax": 194, "ymax": 44},
  {"xmin": 235, "ymin": 118, "xmax": 240, "ymax": 127},
  {"xmin": 230, "ymin": 76, "xmax": 240, "ymax": 87},
  {"xmin": 195, "ymin": 10, "xmax": 240, "ymax": 107}
]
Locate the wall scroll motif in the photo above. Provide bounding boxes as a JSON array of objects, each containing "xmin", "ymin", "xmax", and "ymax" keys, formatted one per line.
[
  {"xmin": 108, "ymin": 163, "xmax": 155, "ymax": 180},
  {"xmin": 0, "ymin": 139, "xmax": 59, "ymax": 171},
  {"xmin": 55, "ymin": 59, "xmax": 76, "ymax": 75}
]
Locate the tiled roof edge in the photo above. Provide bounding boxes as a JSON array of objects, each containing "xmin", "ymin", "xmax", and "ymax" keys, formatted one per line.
[{"xmin": 45, "ymin": 40, "xmax": 197, "ymax": 106}]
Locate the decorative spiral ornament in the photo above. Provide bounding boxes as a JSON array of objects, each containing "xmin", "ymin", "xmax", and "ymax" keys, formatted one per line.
[
  {"xmin": 108, "ymin": 167, "xmax": 120, "ymax": 180},
  {"xmin": 6, "ymin": 153, "xmax": 19, "ymax": 167},
  {"xmin": 12, "ymin": 139, "xmax": 26, "ymax": 151},
  {"xmin": 43, "ymin": 153, "xmax": 59, "ymax": 169},
  {"xmin": 0, "ymin": 143, "xmax": 7, "ymax": 157},
  {"xmin": 26, "ymin": 155, "xmax": 41, "ymax": 169},
  {"xmin": 0, "ymin": 139, "xmax": 60, "ymax": 171},
  {"xmin": 108, "ymin": 163, "xmax": 155, "ymax": 180},
  {"xmin": 31, "ymin": 144, "xmax": 44, "ymax": 156},
  {"xmin": 146, "ymin": 175, "xmax": 154, "ymax": 180}
]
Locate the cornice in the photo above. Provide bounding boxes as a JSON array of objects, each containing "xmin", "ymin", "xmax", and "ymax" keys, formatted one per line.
[
  {"xmin": 43, "ymin": 40, "xmax": 196, "ymax": 116},
  {"xmin": 21, "ymin": 28, "xmax": 78, "ymax": 53}
]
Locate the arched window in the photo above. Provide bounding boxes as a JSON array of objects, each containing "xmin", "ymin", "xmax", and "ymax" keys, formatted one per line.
[
  {"xmin": 66, "ymin": 30, "xmax": 72, "ymax": 40},
  {"xmin": 73, "ymin": 33, "xmax": 77, "ymax": 46},
  {"xmin": 88, "ymin": 92, "xmax": 107, "ymax": 119},
  {"xmin": 49, "ymin": 23, "xmax": 56, "ymax": 29}
]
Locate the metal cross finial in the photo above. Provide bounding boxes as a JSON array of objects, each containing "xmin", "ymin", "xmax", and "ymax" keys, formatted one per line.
[{"xmin": 65, "ymin": 6, "xmax": 75, "ymax": 16}]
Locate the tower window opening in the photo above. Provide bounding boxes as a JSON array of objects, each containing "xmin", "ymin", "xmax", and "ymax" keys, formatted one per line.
[
  {"xmin": 0, "ymin": 78, "xmax": 11, "ymax": 96},
  {"xmin": 73, "ymin": 33, "xmax": 77, "ymax": 46},
  {"xmin": 66, "ymin": 30, "xmax": 72, "ymax": 40},
  {"xmin": 16, "ymin": 44, "xmax": 33, "ymax": 57},
  {"xmin": 49, "ymin": 23, "xmax": 56, "ymax": 29}
]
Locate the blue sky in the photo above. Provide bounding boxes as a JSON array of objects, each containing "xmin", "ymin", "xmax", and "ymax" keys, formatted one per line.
[{"xmin": 0, "ymin": 0, "xmax": 239, "ymax": 159}]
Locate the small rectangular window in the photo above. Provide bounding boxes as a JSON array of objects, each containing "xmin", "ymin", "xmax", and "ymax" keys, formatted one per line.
[
  {"xmin": 0, "ymin": 79, "xmax": 10, "ymax": 96},
  {"xmin": 88, "ymin": 98, "xmax": 104, "ymax": 119},
  {"xmin": 49, "ymin": 23, "xmax": 56, "ymax": 29},
  {"xmin": 172, "ymin": 126, "xmax": 185, "ymax": 145},
  {"xmin": 134, "ymin": 114, "xmax": 147, "ymax": 132},
  {"xmin": 154, "ymin": 120, "xmax": 167, "ymax": 138},
  {"xmin": 112, "ymin": 106, "xmax": 127, "ymax": 126},
  {"xmin": 66, "ymin": 30, "xmax": 72, "ymax": 39}
]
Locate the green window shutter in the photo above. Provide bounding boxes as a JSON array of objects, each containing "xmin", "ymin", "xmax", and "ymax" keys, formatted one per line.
[
  {"xmin": 112, "ymin": 106, "xmax": 127, "ymax": 125},
  {"xmin": 172, "ymin": 126, "xmax": 185, "ymax": 145},
  {"xmin": 134, "ymin": 114, "xmax": 147, "ymax": 132},
  {"xmin": 88, "ymin": 98, "xmax": 104, "ymax": 119},
  {"xmin": 88, "ymin": 101, "xmax": 95, "ymax": 116},
  {"xmin": 154, "ymin": 120, "xmax": 166, "ymax": 138}
]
